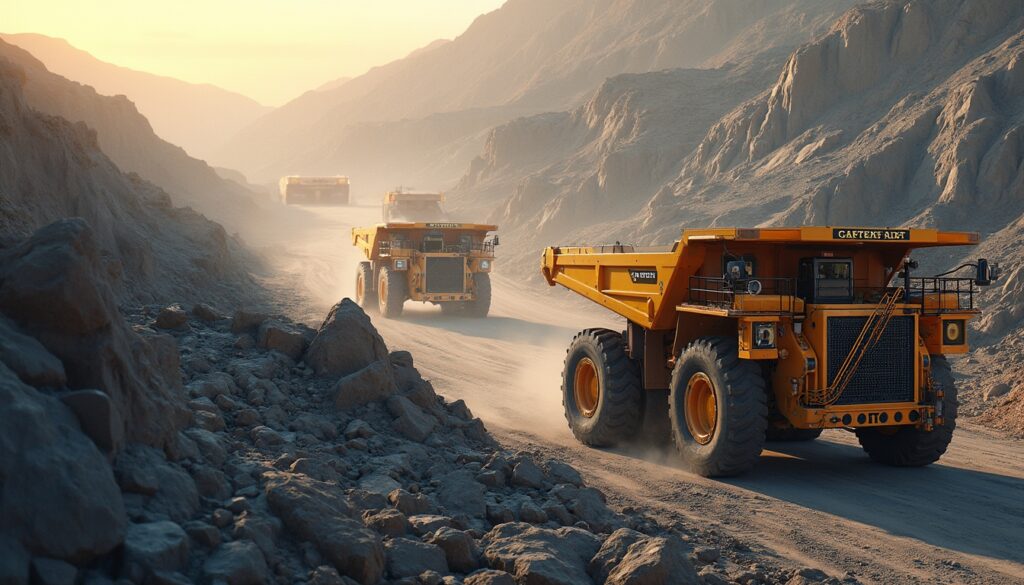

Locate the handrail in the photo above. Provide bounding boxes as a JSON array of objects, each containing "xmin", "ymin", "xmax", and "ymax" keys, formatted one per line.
[{"xmin": 688, "ymin": 276, "xmax": 797, "ymax": 313}]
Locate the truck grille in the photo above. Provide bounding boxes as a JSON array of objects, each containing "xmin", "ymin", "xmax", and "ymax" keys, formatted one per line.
[
  {"xmin": 425, "ymin": 257, "xmax": 465, "ymax": 293},
  {"xmin": 826, "ymin": 315, "xmax": 915, "ymax": 405}
]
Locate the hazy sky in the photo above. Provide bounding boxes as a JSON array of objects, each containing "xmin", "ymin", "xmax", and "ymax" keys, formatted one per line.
[{"xmin": 3, "ymin": 0, "xmax": 505, "ymax": 105}]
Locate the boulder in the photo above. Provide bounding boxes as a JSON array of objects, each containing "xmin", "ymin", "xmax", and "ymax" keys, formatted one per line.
[
  {"xmin": 436, "ymin": 470, "xmax": 486, "ymax": 520},
  {"xmin": 555, "ymin": 485, "xmax": 620, "ymax": 533},
  {"xmin": 191, "ymin": 303, "xmax": 227, "ymax": 323},
  {"xmin": 589, "ymin": 528, "xmax": 647, "ymax": 583},
  {"xmin": 122, "ymin": 521, "xmax": 189, "ymax": 582},
  {"xmin": 202, "ymin": 540, "xmax": 268, "ymax": 585},
  {"xmin": 482, "ymin": 523, "xmax": 601, "ymax": 585},
  {"xmin": 257, "ymin": 319, "xmax": 307, "ymax": 360},
  {"xmin": 362, "ymin": 509, "xmax": 409, "ymax": 537},
  {"xmin": 544, "ymin": 461, "xmax": 583, "ymax": 487},
  {"xmin": 154, "ymin": 305, "xmax": 188, "ymax": 330},
  {"xmin": 384, "ymin": 538, "xmax": 448, "ymax": 579},
  {"xmin": 464, "ymin": 570, "xmax": 516, "ymax": 585},
  {"xmin": 408, "ymin": 515, "xmax": 453, "ymax": 537},
  {"xmin": 114, "ymin": 445, "xmax": 199, "ymax": 522},
  {"xmin": 334, "ymin": 360, "xmax": 396, "ymax": 410},
  {"xmin": 0, "ymin": 219, "xmax": 189, "ymax": 450},
  {"xmin": 427, "ymin": 527, "xmax": 481, "ymax": 573},
  {"xmin": 304, "ymin": 300, "xmax": 389, "ymax": 377},
  {"xmin": 0, "ymin": 536, "xmax": 29, "ymax": 585},
  {"xmin": 985, "ymin": 382, "xmax": 1011, "ymax": 401},
  {"xmin": 386, "ymin": 395, "xmax": 436, "ymax": 442},
  {"xmin": 0, "ymin": 364, "xmax": 126, "ymax": 563},
  {"xmin": 266, "ymin": 473, "xmax": 384, "ymax": 584},
  {"xmin": 511, "ymin": 459, "xmax": 546, "ymax": 489},
  {"xmin": 518, "ymin": 502, "xmax": 548, "ymax": 524},
  {"xmin": 605, "ymin": 536, "xmax": 700, "ymax": 585},
  {"xmin": 59, "ymin": 389, "xmax": 122, "ymax": 452},
  {"xmin": 388, "ymin": 489, "xmax": 434, "ymax": 516},
  {"xmin": 230, "ymin": 309, "xmax": 268, "ymax": 334},
  {"xmin": 29, "ymin": 558, "xmax": 76, "ymax": 585},
  {"xmin": 0, "ymin": 315, "xmax": 66, "ymax": 388}
]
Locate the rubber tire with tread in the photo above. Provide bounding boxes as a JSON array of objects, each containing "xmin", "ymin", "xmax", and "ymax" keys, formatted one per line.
[
  {"xmin": 377, "ymin": 266, "xmax": 407, "ymax": 318},
  {"xmin": 855, "ymin": 355, "xmax": 958, "ymax": 466},
  {"xmin": 355, "ymin": 262, "xmax": 376, "ymax": 310},
  {"xmin": 765, "ymin": 427, "xmax": 822, "ymax": 442},
  {"xmin": 562, "ymin": 328, "xmax": 643, "ymax": 447},
  {"xmin": 669, "ymin": 337, "xmax": 768, "ymax": 477},
  {"xmin": 464, "ymin": 272, "xmax": 491, "ymax": 318}
]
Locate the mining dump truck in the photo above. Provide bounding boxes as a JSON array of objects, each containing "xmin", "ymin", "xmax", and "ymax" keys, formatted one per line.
[
  {"xmin": 382, "ymin": 191, "xmax": 447, "ymax": 222},
  {"xmin": 352, "ymin": 222, "xmax": 498, "ymax": 318},
  {"xmin": 541, "ymin": 227, "xmax": 1002, "ymax": 477},
  {"xmin": 279, "ymin": 176, "xmax": 350, "ymax": 205}
]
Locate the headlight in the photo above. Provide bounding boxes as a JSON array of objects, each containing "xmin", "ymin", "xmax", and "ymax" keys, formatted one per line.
[
  {"xmin": 943, "ymin": 319, "xmax": 965, "ymax": 345},
  {"xmin": 479, "ymin": 259, "xmax": 491, "ymax": 271},
  {"xmin": 754, "ymin": 322, "xmax": 776, "ymax": 349},
  {"xmin": 394, "ymin": 258, "xmax": 408, "ymax": 271}
]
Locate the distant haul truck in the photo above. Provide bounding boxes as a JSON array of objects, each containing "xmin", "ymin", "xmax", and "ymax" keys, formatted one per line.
[
  {"xmin": 383, "ymin": 191, "xmax": 447, "ymax": 222},
  {"xmin": 541, "ymin": 227, "xmax": 1001, "ymax": 477},
  {"xmin": 353, "ymin": 222, "xmax": 498, "ymax": 318},
  {"xmin": 279, "ymin": 176, "xmax": 350, "ymax": 205}
]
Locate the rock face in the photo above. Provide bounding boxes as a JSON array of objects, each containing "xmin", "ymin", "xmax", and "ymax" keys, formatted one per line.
[
  {"xmin": 0, "ymin": 54, "xmax": 255, "ymax": 307},
  {"xmin": 0, "ymin": 363, "xmax": 126, "ymax": 563},
  {"xmin": 483, "ymin": 523, "xmax": 602, "ymax": 585},
  {"xmin": 0, "ymin": 219, "xmax": 189, "ymax": 450},
  {"xmin": 304, "ymin": 300, "xmax": 389, "ymax": 377}
]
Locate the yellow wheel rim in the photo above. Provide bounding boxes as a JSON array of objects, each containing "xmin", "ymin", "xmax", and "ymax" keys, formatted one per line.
[
  {"xmin": 574, "ymin": 357, "xmax": 600, "ymax": 418},
  {"xmin": 356, "ymin": 273, "xmax": 365, "ymax": 304},
  {"xmin": 378, "ymin": 273, "xmax": 387, "ymax": 308},
  {"xmin": 685, "ymin": 372, "xmax": 717, "ymax": 445}
]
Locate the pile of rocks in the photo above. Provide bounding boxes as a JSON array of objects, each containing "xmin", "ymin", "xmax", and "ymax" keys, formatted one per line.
[{"xmin": 0, "ymin": 219, "xmax": 842, "ymax": 585}]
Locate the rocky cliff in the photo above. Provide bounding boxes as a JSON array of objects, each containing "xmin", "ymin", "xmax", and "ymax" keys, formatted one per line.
[
  {"xmin": 0, "ymin": 39, "xmax": 265, "ymax": 232},
  {"xmin": 0, "ymin": 58, "xmax": 254, "ymax": 305}
]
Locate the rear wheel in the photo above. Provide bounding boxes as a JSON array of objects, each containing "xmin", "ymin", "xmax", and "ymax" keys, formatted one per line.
[
  {"xmin": 562, "ymin": 329, "xmax": 642, "ymax": 447},
  {"xmin": 355, "ymin": 262, "xmax": 376, "ymax": 310},
  {"xmin": 855, "ymin": 355, "xmax": 958, "ymax": 466},
  {"xmin": 669, "ymin": 337, "xmax": 767, "ymax": 477},
  {"xmin": 766, "ymin": 427, "xmax": 822, "ymax": 442},
  {"xmin": 377, "ymin": 266, "xmax": 407, "ymax": 318}
]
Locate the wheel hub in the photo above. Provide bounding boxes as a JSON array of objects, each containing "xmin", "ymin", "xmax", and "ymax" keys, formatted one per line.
[
  {"xmin": 574, "ymin": 357, "xmax": 600, "ymax": 418},
  {"xmin": 685, "ymin": 372, "xmax": 717, "ymax": 445}
]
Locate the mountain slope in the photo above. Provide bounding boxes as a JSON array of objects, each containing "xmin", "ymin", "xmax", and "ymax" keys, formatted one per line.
[
  {"xmin": 0, "ymin": 39, "xmax": 265, "ymax": 232},
  {"xmin": 1, "ymin": 33, "xmax": 271, "ymax": 162},
  {"xmin": 0, "ymin": 58, "xmax": 253, "ymax": 304},
  {"xmin": 219, "ymin": 0, "xmax": 860, "ymax": 191}
]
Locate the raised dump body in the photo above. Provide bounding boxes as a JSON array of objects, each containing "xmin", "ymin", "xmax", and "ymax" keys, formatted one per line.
[
  {"xmin": 279, "ymin": 176, "xmax": 350, "ymax": 205},
  {"xmin": 383, "ymin": 191, "xmax": 447, "ymax": 222},
  {"xmin": 353, "ymin": 222, "xmax": 498, "ymax": 318},
  {"xmin": 541, "ymin": 227, "xmax": 1001, "ymax": 476}
]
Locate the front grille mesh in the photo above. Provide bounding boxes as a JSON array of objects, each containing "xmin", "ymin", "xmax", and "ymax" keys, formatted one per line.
[
  {"xmin": 425, "ymin": 257, "xmax": 465, "ymax": 293},
  {"xmin": 827, "ymin": 315, "xmax": 915, "ymax": 405}
]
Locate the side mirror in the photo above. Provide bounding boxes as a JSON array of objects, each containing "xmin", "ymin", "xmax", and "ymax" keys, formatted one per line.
[
  {"xmin": 975, "ymin": 258, "xmax": 1001, "ymax": 286},
  {"xmin": 492, "ymin": 236, "xmax": 500, "ymax": 246}
]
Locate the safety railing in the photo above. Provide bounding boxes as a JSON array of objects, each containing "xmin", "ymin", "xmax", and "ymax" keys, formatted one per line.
[
  {"xmin": 897, "ymin": 277, "xmax": 976, "ymax": 313},
  {"xmin": 688, "ymin": 276, "xmax": 797, "ymax": 313}
]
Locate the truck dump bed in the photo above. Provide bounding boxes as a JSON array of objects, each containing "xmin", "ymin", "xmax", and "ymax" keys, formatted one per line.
[{"xmin": 541, "ymin": 227, "xmax": 978, "ymax": 330}]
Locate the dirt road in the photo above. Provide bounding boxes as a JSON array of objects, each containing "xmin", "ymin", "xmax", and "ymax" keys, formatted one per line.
[{"xmin": 251, "ymin": 204, "xmax": 1024, "ymax": 585}]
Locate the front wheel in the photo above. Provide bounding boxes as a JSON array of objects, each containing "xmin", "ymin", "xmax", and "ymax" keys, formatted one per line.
[
  {"xmin": 464, "ymin": 272, "xmax": 491, "ymax": 318},
  {"xmin": 855, "ymin": 355, "xmax": 958, "ymax": 466},
  {"xmin": 669, "ymin": 337, "xmax": 767, "ymax": 477},
  {"xmin": 562, "ymin": 329, "xmax": 642, "ymax": 447},
  {"xmin": 377, "ymin": 266, "xmax": 407, "ymax": 318},
  {"xmin": 355, "ymin": 262, "xmax": 376, "ymax": 310}
]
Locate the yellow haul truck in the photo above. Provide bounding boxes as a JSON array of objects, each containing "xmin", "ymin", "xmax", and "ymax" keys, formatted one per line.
[
  {"xmin": 383, "ymin": 191, "xmax": 447, "ymax": 222},
  {"xmin": 353, "ymin": 222, "xmax": 498, "ymax": 318},
  {"xmin": 541, "ymin": 227, "xmax": 1002, "ymax": 477},
  {"xmin": 279, "ymin": 176, "xmax": 350, "ymax": 205}
]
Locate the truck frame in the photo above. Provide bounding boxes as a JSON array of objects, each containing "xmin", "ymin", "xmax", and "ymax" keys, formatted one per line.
[
  {"xmin": 279, "ymin": 176, "xmax": 350, "ymax": 205},
  {"xmin": 541, "ymin": 226, "xmax": 1001, "ymax": 476},
  {"xmin": 353, "ymin": 222, "xmax": 498, "ymax": 318}
]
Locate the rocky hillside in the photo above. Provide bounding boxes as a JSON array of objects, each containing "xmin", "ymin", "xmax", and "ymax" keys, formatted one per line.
[
  {"xmin": 0, "ymin": 59, "xmax": 253, "ymax": 305},
  {"xmin": 219, "ymin": 0, "xmax": 859, "ymax": 193},
  {"xmin": 0, "ymin": 39, "xmax": 266, "ymax": 232},
  {"xmin": 1, "ymin": 33, "xmax": 271, "ymax": 162},
  {"xmin": 0, "ymin": 218, "xmax": 843, "ymax": 585}
]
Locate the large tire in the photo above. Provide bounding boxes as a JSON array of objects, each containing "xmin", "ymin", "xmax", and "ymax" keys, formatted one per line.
[
  {"xmin": 669, "ymin": 337, "xmax": 767, "ymax": 477},
  {"xmin": 562, "ymin": 329, "xmax": 643, "ymax": 447},
  {"xmin": 377, "ymin": 266, "xmax": 407, "ymax": 318},
  {"xmin": 766, "ymin": 427, "xmax": 822, "ymax": 442},
  {"xmin": 465, "ymin": 272, "xmax": 491, "ymax": 318},
  {"xmin": 855, "ymin": 355, "xmax": 958, "ymax": 466},
  {"xmin": 355, "ymin": 262, "xmax": 376, "ymax": 310}
]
